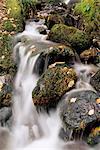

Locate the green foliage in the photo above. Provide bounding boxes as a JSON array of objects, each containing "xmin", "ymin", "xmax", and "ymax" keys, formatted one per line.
[
  {"xmin": 48, "ymin": 24, "xmax": 92, "ymax": 53},
  {"xmin": 6, "ymin": 0, "xmax": 24, "ymax": 32},
  {"xmin": 20, "ymin": 0, "xmax": 38, "ymax": 19},
  {"xmin": 74, "ymin": 0, "xmax": 100, "ymax": 34},
  {"xmin": 0, "ymin": 34, "xmax": 14, "ymax": 73},
  {"xmin": 6, "ymin": 0, "xmax": 21, "ymax": 19},
  {"xmin": 3, "ymin": 20, "xmax": 15, "ymax": 32},
  {"xmin": 75, "ymin": 0, "xmax": 97, "ymax": 21}
]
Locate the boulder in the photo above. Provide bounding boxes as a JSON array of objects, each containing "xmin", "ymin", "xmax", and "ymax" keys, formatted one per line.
[
  {"xmin": 80, "ymin": 47, "xmax": 100, "ymax": 64},
  {"xmin": 48, "ymin": 24, "xmax": 92, "ymax": 53},
  {"xmin": 32, "ymin": 65, "xmax": 77, "ymax": 111},
  {"xmin": 59, "ymin": 90, "xmax": 100, "ymax": 145},
  {"xmin": 46, "ymin": 14, "xmax": 64, "ymax": 29},
  {"xmin": 34, "ymin": 45, "xmax": 76, "ymax": 75}
]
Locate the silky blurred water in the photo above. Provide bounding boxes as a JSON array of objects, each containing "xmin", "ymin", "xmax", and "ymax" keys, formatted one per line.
[{"xmin": 0, "ymin": 19, "xmax": 99, "ymax": 150}]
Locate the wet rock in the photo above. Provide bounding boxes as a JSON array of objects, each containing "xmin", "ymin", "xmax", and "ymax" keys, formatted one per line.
[
  {"xmin": 37, "ymin": 26, "xmax": 47, "ymax": 34},
  {"xmin": 34, "ymin": 45, "xmax": 76, "ymax": 75},
  {"xmin": 6, "ymin": 116, "xmax": 13, "ymax": 129},
  {"xmin": 0, "ymin": 107, "xmax": 12, "ymax": 127},
  {"xmin": 32, "ymin": 66, "xmax": 77, "ymax": 110},
  {"xmin": 0, "ymin": 74, "xmax": 12, "ymax": 85},
  {"xmin": 90, "ymin": 70, "xmax": 100, "ymax": 93},
  {"xmin": 80, "ymin": 47, "xmax": 100, "ymax": 64},
  {"xmin": 48, "ymin": 24, "xmax": 92, "ymax": 53},
  {"xmin": 46, "ymin": 14, "xmax": 64, "ymax": 29},
  {"xmin": 0, "ymin": 82, "xmax": 12, "ymax": 108},
  {"xmin": 63, "ymin": 14, "xmax": 80, "ymax": 28},
  {"xmin": 59, "ymin": 90, "xmax": 100, "ymax": 146}
]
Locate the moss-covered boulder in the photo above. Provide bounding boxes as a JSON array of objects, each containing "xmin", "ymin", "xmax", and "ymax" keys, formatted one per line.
[
  {"xmin": 90, "ymin": 70, "xmax": 100, "ymax": 93},
  {"xmin": 48, "ymin": 24, "xmax": 92, "ymax": 53},
  {"xmin": 59, "ymin": 90, "xmax": 100, "ymax": 146},
  {"xmin": 34, "ymin": 45, "xmax": 76, "ymax": 75},
  {"xmin": 46, "ymin": 14, "xmax": 64, "ymax": 29},
  {"xmin": 80, "ymin": 47, "xmax": 100, "ymax": 64},
  {"xmin": 32, "ymin": 66, "xmax": 77, "ymax": 110}
]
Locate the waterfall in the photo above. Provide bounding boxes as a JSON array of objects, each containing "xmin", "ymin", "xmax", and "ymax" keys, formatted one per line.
[
  {"xmin": 0, "ymin": 19, "xmax": 99, "ymax": 150},
  {"xmin": 11, "ymin": 20, "xmax": 64, "ymax": 150}
]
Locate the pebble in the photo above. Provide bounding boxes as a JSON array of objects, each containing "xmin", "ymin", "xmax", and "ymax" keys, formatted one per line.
[
  {"xmin": 88, "ymin": 109, "xmax": 94, "ymax": 116},
  {"xmin": 70, "ymin": 97, "xmax": 77, "ymax": 103}
]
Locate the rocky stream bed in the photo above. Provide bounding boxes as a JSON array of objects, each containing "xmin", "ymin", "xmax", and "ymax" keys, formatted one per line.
[{"xmin": 0, "ymin": 0, "xmax": 100, "ymax": 149}]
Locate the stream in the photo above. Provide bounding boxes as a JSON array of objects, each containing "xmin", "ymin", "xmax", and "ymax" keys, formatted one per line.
[{"xmin": 0, "ymin": 18, "xmax": 99, "ymax": 150}]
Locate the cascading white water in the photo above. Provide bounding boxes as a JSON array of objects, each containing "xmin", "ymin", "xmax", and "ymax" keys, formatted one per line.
[
  {"xmin": 11, "ymin": 20, "xmax": 66, "ymax": 150},
  {"xmin": 0, "ymin": 20, "xmax": 99, "ymax": 150},
  {"xmin": 64, "ymin": 0, "xmax": 81, "ymax": 5},
  {"xmin": 73, "ymin": 63, "xmax": 99, "ymax": 90}
]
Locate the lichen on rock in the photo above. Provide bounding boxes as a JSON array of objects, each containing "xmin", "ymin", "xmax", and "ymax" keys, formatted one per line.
[{"xmin": 32, "ymin": 65, "xmax": 77, "ymax": 110}]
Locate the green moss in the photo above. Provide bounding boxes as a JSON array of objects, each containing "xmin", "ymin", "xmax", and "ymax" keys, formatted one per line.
[
  {"xmin": 3, "ymin": 20, "xmax": 15, "ymax": 32},
  {"xmin": 48, "ymin": 24, "xmax": 92, "ymax": 53},
  {"xmin": 6, "ymin": 0, "xmax": 21, "ymax": 19},
  {"xmin": 75, "ymin": 0, "xmax": 95, "ymax": 20},
  {"xmin": 74, "ymin": 0, "xmax": 100, "ymax": 33},
  {"xmin": 0, "ymin": 34, "xmax": 16, "ymax": 76},
  {"xmin": 6, "ymin": 0, "xmax": 24, "ymax": 32},
  {"xmin": 32, "ymin": 66, "xmax": 77, "ymax": 110}
]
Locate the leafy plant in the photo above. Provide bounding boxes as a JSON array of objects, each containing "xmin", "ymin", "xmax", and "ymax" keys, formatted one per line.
[{"xmin": 75, "ymin": 0, "xmax": 95, "ymax": 20}]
